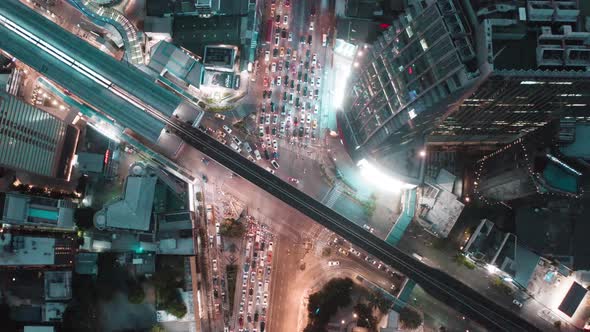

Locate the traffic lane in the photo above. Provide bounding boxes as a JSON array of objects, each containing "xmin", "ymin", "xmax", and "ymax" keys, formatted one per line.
[
  {"xmin": 267, "ymin": 238, "xmax": 298, "ymax": 332},
  {"xmin": 0, "ymin": 24, "xmax": 166, "ymax": 142},
  {"xmin": 273, "ymin": 143, "xmax": 330, "ymax": 199},
  {"xmin": 1, "ymin": 0, "xmax": 181, "ymax": 115},
  {"xmin": 173, "ymin": 120, "xmax": 542, "ymax": 332},
  {"xmin": 412, "ymin": 285, "xmax": 487, "ymax": 331}
]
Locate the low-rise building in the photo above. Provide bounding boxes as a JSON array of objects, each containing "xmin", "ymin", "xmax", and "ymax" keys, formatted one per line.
[
  {"xmin": 1, "ymin": 192, "xmax": 76, "ymax": 231},
  {"xmin": 415, "ymin": 169, "xmax": 464, "ymax": 238},
  {"xmin": 0, "ymin": 232, "xmax": 74, "ymax": 268},
  {"xmin": 94, "ymin": 163, "xmax": 157, "ymax": 232}
]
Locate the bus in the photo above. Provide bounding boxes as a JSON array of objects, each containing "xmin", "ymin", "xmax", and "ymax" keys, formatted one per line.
[{"xmin": 265, "ymin": 19, "xmax": 273, "ymax": 44}]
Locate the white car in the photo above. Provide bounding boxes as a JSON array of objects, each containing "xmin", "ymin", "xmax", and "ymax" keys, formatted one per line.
[
  {"xmin": 265, "ymin": 50, "xmax": 270, "ymax": 61},
  {"xmin": 309, "ymin": 21, "xmax": 314, "ymax": 31},
  {"xmin": 288, "ymin": 32, "xmax": 293, "ymax": 41},
  {"xmin": 254, "ymin": 150, "xmax": 262, "ymax": 160},
  {"xmin": 271, "ymin": 160, "xmax": 280, "ymax": 169},
  {"xmin": 316, "ymin": 77, "xmax": 321, "ymax": 87},
  {"xmin": 314, "ymin": 104, "xmax": 319, "ymax": 114},
  {"xmin": 223, "ymin": 125, "xmax": 232, "ymax": 134},
  {"xmin": 283, "ymin": 15, "xmax": 289, "ymax": 25},
  {"xmin": 272, "ymin": 140, "xmax": 278, "ymax": 150},
  {"xmin": 212, "ymin": 259, "xmax": 218, "ymax": 271},
  {"xmin": 276, "ymin": 76, "xmax": 282, "ymax": 86},
  {"xmin": 265, "ymin": 115, "xmax": 271, "ymax": 125},
  {"xmin": 312, "ymin": 54, "xmax": 317, "ymax": 66},
  {"xmin": 271, "ymin": 62, "xmax": 276, "ymax": 73},
  {"xmin": 265, "ymin": 167, "xmax": 275, "ymax": 174},
  {"xmin": 328, "ymin": 261, "xmax": 340, "ymax": 267},
  {"xmin": 215, "ymin": 113, "xmax": 226, "ymax": 120},
  {"xmin": 513, "ymin": 299, "xmax": 523, "ymax": 308},
  {"xmin": 306, "ymin": 114, "xmax": 311, "ymax": 123},
  {"xmin": 230, "ymin": 142, "xmax": 242, "ymax": 153},
  {"xmin": 362, "ymin": 224, "xmax": 375, "ymax": 233}
]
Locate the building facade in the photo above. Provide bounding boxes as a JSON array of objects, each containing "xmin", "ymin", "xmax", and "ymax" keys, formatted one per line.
[
  {"xmin": 340, "ymin": 0, "xmax": 590, "ymax": 182},
  {"xmin": 0, "ymin": 93, "xmax": 79, "ymax": 180}
]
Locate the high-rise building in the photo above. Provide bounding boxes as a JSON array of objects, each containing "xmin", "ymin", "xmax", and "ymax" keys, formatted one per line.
[
  {"xmin": 0, "ymin": 93, "xmax": 79, "ymax": 180},
  {"xmin": 340, "ymin": 0, "xmax": 590, "ymax": 183}
]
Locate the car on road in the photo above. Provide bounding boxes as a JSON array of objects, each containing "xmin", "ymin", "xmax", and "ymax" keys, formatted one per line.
[
  {"xmin": 272, "ymin": 139, "xmax": 278, "ymax": 149},
  {"xmin": 276, "ymin": 76, "xmax": 281, "ymax": 86},
  {"xmin": 271, "ymin": 62, "xmax": 276, "ymax": 72},
  {"xmin": 316, "ymin": 77, "xmax": 321, "ymax": 87},
  {"xmin": 258, "ymin": 126, "xmax": 264, "ymax": 136},
  {"xmin": 288, "ymin": 32, "xmax": 293, "ymax": 41},
  {"xmin": 273, "ymin": 48, "xmax": 278, "ymax": 58},
  {"xmin": 223, "ymin": 125, "xmax": 232, "ymax": 134},
  {"xmin": 328, "ymin": 261, "xmax": 340, "ymax": 266},
  {"xmin": 307, "ymin": 35, "xmax": 312, "ymax": 45},
  {"xmin": 232, "ymin": 135, "xmax": 242, "ymax": 146},
  {"xmin": 265, "ymin": 114, "xmax": 271, "ymax": 124},
  {"xmin": 265, "ymin": 167, "xmax": 275, "ymax": 174},
  {"xmin": 362, "ymin": 224, "xmax": 375, "ymax": 233},
  {"xmin": 275, "ymin": 14, "xmax": 280, "ymax": 23},
  {"xmin": 306, "ymin": 114, "xmax": 311, "ymax": 123},
  {"xmin": 274, "ymin": 35, "xmax": 280, "ymax": 46},
  {"xmin": 271, "ymin": 160, "xmax": 280, "ymax": 169},
  {"xmin": 264, "ymin": 50, "xmax": 270, "ymax": 61},
  {"xmin": 309, "ymin": 21, "xmax": 314, "ymax": 31},
  {"xmin": 264, "ymin": 149, "xmax": 270, "ymax": 160},
  {"xmin": 272, "ymin": 115, "xmax": 278, "ymax": 124},
  {"xmin": 230, "ymin": 142, "xmax": 241, "ymax": 153},
  {"xmin": 288, "ymin": 177, "xmax": 300, "ymax": 184},
  {"xmin": 298, "ymin": 126, "xmax": 304, "ymax": 137},
  {"xmin": 281, "ymin": 28, "xmax": 287, "ymax": 39},
  {"xmin": 312, "ymin": 119, "xmax": 317, "ymax": 129},
  {"xmin": 512, "ymin": 299, "xmax": 523, "ymax": 308},
  {"xmin": 280, "ymin": 47, "xmax": 285, "ymax": 57},
  {"xmin": 283, "ymin": 15, "xmax": 288, "ymax": 25},
  {"xmin": 349, "ymin": 248, "xmax": 361, "ymax": 256},
  {"xmin": 312, "ymin": 53, "xmax": 317, "ymax": 66},
  {"xmin": 212, "ymin": 259, "xmax": 218, "ymax": 271},
  {"xmin": 214, "ymin": 113, "xmax": 226, "ymax": 120}
]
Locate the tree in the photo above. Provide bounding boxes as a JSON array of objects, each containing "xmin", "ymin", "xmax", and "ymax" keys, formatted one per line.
[
  {"xmin": 150, "ymin": 324, "xmax": 167, "ymax": 332},
  {"xmin": 219, "ymin": 218, "xmax": 246, "ymax": 237},
  {"xmin": 305, "ymin": 278, "xmax": 354, "ymax": 330},
  {"xmin": 152, "ymin": 270, "xmax": 187, "ymax": 318},
  {"xmin": 354, "ymin": 302, "xmax": 377, "ymax": 331},
  {"xmin": 74, "ymin": 207, "xmax": 97, "ymax": 230},
  {"xmin": 367, "ymin": 291, "xmax": 392, "ymax": 314},
  {"xmin": 399, "ymin": 307, "xmax": 423, "ymax": 329},
  {"xmin": 127, "ymin": 279, "xmax": 146, "ymax": 304}
]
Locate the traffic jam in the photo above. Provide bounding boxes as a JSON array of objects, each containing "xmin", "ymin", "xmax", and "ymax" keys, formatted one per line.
[
  {"xmin": 258, "ymin": 0, "xmax": 323, "ymax": 174},
  {"xmin": 235, "ymin": 224, "xmax": 274, "ymax": 332}
]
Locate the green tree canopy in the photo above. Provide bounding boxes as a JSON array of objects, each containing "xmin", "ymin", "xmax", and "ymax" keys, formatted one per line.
[
  {"xmin": 399, "ymin": 307, "xmax": 423, "ymax": 329},
  {"xmin": 354, "ymin": 302, "xmax": 377, "ymax": 331},
  {"xmin": 305, "ymin": 278, "xmax": 354, "ymax": 330},
  {"xmin": 219, "ymin": 218, "xmax": 246, "ymax": 237}
]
